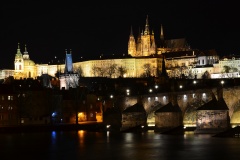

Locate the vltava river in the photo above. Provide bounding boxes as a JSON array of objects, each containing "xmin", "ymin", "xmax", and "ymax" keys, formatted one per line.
[{"xmin": 1, "ymin": 130, "xmax": 240, "ymax": 160}]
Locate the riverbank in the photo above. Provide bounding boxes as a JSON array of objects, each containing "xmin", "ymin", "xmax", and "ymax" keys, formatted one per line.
[{"xmin": 0, "ymin": 122, "xmax": 106, "ymax": 133}]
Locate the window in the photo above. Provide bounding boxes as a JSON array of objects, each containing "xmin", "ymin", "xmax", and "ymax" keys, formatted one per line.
[{"xmin": 8, "ymin": 96, "xmax": 13, "ymax": 100}]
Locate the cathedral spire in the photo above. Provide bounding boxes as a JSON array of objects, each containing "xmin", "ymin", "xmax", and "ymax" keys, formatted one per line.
[
  {"xmin": 160, "ymin": 24, "xmax": 164, "ymax": 40},
  {"xmin": 130, "ymin": 25, "xmax": 133, "ymax": 36},
  {"xmin": 144, "ymin": 15, "xmax": 150, "ymax": 35},
  {"xmin": 160, "ymin": 24, "xmax": 165, "ymax": 48},
  {"xmin": 128, "ymin": 26, "xmax": 136, "ymax": 56}
]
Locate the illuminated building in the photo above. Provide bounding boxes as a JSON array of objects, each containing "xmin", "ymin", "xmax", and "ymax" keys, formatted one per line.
[
  {"xmin": 0, "ymin": 16, "xmax": 236, "ymax": 82},
  {"xmin": 59, "ymin": 49, "xmax": 79, "ymax": 90}
]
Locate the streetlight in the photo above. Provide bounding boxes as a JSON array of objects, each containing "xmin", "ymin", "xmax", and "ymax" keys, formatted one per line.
[
  {"xmin": 149, "ymin": 89, "xmax": 153, "ymax": 93},
  {"xmin": 126, "ymin": 89, "xmax": 130, "ymax": 95},
  {"xmin": 221, "ymin": 80, "xmax": 224, "ymax": 87}
]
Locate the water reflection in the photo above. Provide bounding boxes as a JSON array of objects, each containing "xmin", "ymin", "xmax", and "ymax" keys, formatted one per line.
[{"xmin": 1, "ymin": 131, "xmax": 240, "ymax": 160}]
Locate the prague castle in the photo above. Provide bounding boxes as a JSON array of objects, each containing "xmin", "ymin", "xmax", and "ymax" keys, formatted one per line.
[{"xmin": 0, "ymin": 16, "xmax": 239, "ymax": 84}]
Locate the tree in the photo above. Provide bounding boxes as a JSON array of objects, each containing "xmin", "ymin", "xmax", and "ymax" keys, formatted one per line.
[
  {"xmin": 222, "ymin": 65, "xmax": 231, "ymax": 73},
  {"xmin": 97, "ymin": 67, "xmax": 107, "ymax": 77},
  {"xmin": 221, "ymin": 65, "xmax": 238, "ymax": 78},
  {"xmin": 76, "ymin": 66, "xmax": 84, "ymax": 77},
  {"xmin": 201, "ymin": 71, "xmax": 211, "ymax": 79},
  {"xmin": 55, "ymin": 71, "xmax": 61, "ymax": 79},
  {"xmin": 117, "ymin": 66, "xmax": 127, "ymax": 77},
  {"xmin": 142, "ymin": 63, "xmax": 152, "ymax": 77},
  {"xmin": 91, "ymin": 65, "xmax": 98, "ymax": 76},
  {"xmin": 106, "ymin": 64, "xmax": 117, "ymax": 78}
]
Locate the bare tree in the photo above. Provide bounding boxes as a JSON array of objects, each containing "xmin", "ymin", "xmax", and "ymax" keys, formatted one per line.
[
  {"xmin": 76, "ymin": 66, "xmax": 84, "ymax": 77},
  {"xmin": 201, "ymin": 71, "xmax": 211, "ymax": 79},
  {"xmin": 142, "ymin": 63, "xmax": 152, "ymax": 77},
  {"xmin": 97, "ymin": 67, "xmax": 107, "ymax": 77},
  {"xmin": 91, "ymin": 65, "xmax": 98, "ymax": 76},
  {"xmin": 106, "ymin": 64, "xmax": 117, "ymax": 78},
  {"xmin": 117, "ymin": 66, "xmax": 127, "ymax": 77}
]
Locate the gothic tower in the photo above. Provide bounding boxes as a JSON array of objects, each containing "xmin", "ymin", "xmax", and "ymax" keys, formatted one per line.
[
  {"xmin": 128, "ymin": 15, "xmax": 157, "ymax": 57},
  {"xmin": 127, "ymin": 26, "xmax": 136, "ymax": 56},
  {"xmin": 136, "ymin": 28, "xmax": 142, "ymax": 56},
  {"xmin": 60, "ymin": 49, "xmax": 79, "ymax": 90},
  {"xmin": 150, "ymin": 30, "xmax": 157, "ymax": 55},
  {"xmin": 141, "ymin": 15, "xmax": 151, "ymax": 56},
  {"xmin": 159, "ymin": 24, "xmax": 165, "ymax": 48}
]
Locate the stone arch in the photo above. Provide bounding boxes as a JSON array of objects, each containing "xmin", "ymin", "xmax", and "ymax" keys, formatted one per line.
[{"xmin": 146, "ymin": 101, "xmax": 163, "ymax": 127}]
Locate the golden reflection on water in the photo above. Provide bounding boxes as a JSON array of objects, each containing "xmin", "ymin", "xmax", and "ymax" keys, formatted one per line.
[{"xmin": 78, "ymin": 130, "xmax": 86, "ymax": 144}]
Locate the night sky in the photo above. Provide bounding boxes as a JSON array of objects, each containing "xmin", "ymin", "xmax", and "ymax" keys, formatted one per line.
[{"xmin": 1, "ymin": 1, "xmax": 239, "ymax": 69}]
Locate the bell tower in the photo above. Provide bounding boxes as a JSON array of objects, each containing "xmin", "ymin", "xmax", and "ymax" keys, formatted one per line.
[{"xmin": 14, "ymin": 43, "xmax": 24, "ymax": 73}]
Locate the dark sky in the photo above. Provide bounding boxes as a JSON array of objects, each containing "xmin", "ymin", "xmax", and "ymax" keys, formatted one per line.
[{"xmin": 1, "ymin": 1, "xmax": 240, "ymax": 69}]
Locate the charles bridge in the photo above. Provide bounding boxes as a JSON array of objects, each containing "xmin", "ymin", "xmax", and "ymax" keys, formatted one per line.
[{"xmin": 111, "ymin": 78, "xmax": 240, "ymax": 127}]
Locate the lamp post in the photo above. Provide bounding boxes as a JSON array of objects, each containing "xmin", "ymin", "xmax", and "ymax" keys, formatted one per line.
[
  {"xmin": 155, "ymin": 85, "xmax": 158, "ymax": 93},
  {"xmin": 193, "ymin": 79, "xmax": 197, "ymax": 87},
  {"xmin": 126, "ymin": 89, "xmax": 130, "ymax": 96},
  {"xmin": 179, "ymin": 85, "xmax": 183, "ymax": 90},
  {"xmin": 221, "ymin": 80, "xmax": 224, "ymax": 88}
]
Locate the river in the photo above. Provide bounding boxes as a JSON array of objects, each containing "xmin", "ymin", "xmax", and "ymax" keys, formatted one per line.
[{"xmin": 1, "ymin": 130, "xmax": 240, "ymax": 160}]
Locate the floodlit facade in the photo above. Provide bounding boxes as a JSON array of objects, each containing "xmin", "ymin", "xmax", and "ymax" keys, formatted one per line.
[{"xmin": 1, "ymin": 16, "xmax": 239, "ymax": 81}]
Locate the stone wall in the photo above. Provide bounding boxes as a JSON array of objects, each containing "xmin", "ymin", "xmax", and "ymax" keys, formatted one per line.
[{"xmin": 114, "ymin": 86, "xmax": 240, "ymax": 126}]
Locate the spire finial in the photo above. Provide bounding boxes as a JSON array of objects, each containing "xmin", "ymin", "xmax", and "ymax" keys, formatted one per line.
[
  {"xmin": 130, "ymin": 25, "xmax": 133, "ymax": 36},
  {"xmin": 160, "ymin": 24, "xmax": 164, "ymax": 39},
  {"xmin": 144, "ymin": 15, "xmax": 150, "ymax": 35},
  {"xmin": 25, "ymin": 44, "xmax": 27, "ymax": 52}
]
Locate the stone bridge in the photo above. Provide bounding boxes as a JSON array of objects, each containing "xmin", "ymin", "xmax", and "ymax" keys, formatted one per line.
[{"xmin": 115, "ymin": 86, "xmax": 240, "ymax": 127}]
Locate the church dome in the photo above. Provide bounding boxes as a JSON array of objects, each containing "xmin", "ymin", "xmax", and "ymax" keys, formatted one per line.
[{"xmin": 24, "ymin": 59, "xmax": 35, "ymax": 66}]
